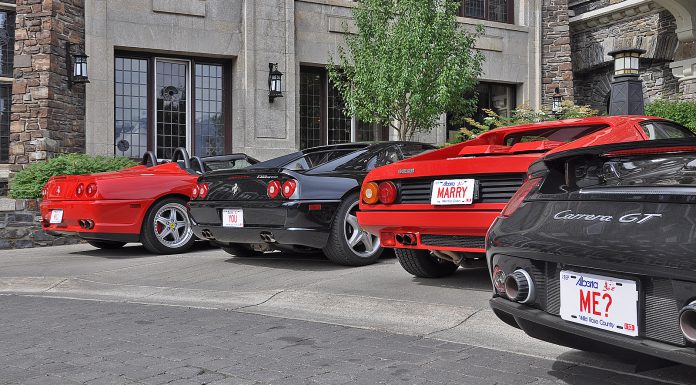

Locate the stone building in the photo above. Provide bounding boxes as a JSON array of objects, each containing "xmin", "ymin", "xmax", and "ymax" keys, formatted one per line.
[
  {"xmin": 569, "ymin": 0, "xmax": 696, "ymax": 112},
  {"xmin": 0, "ymin": 0, "xmax": 542, "ymax": 192}
]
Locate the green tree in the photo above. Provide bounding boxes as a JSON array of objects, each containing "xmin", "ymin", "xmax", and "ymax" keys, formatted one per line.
[{"xmin": 328, "ymin": 0, "xmax": 484, "ymax": 141}]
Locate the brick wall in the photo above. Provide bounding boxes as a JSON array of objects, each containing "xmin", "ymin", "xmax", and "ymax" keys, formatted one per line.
[
  {"xmin": 0, "ymin": 198, "xmax": 81, "ymax": 249},
  {"xmin": 542, "ymin": 0, "xmax": 574, "ymax": 108},
  {"xmin": 9, "ymin": 0, "xmax": 86, "ymax": 173}
]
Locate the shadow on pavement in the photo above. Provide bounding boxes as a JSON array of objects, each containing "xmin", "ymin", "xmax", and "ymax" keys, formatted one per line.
[
  {"xmin": 411, "ymin": 267, "xmax": 492, "ymax": 291},
  {"xmin": 223, "ymin": 250, "xmax": 390, "ymax": 272},
  {"xmin": 71, "ymin": 240, "xmax": 220, "ymax": 259}
]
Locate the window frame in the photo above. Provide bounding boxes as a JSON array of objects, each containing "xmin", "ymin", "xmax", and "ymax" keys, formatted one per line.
[
  {"xmin": 460, "ymin": 0, "xmax": 514, "ymax": 24},
  {"xmin": 114, "ymin": 50, "xmax": 233, "ymax": 159}
]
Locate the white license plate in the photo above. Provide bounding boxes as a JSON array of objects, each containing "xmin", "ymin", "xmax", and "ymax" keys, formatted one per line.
[
  {"xmin": 49, "ymin": 209, "xmax": 63, "ymax": 224},
  {"xmin": 222, "ymin": 209, "xmax": 243, "ymax": 228},
  {"xmin": 560, "ymin": 270, "xmax": 638, "ymax": 337},
  {"xmin": 431, "ymin": 179, "xmax": 475, "ymax": 205}
]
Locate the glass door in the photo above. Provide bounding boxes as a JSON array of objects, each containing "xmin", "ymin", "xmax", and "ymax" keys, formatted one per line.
[{"xmin": 155, "ymin": 59, "xmax": 191, "ymax": 159}]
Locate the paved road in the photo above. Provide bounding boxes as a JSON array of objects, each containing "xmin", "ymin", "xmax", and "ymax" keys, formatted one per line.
[{"xmin": 0, "ymin": 243, "xmax": 694, "ymax": 384}]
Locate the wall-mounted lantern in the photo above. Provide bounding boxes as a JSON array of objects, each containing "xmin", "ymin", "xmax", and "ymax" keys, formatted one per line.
[
  {"xmin": 551, "ymin": 86, "xmax": 562, "ymax": 117},
  {"xmin": 66, "ymin": 42, "xmax": 89, "ymax": 89},
  {"xmin": 268, "ymin": 63, "xmax": 283, "ymax": 103},
  {"xmin": 607, "ymin": 47, "xmax": 646, "ymax": 115}
]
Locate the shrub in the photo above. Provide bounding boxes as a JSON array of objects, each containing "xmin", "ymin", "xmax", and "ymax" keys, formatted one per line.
[
  {"xmin": 451, "ymin": 101, "xmax": 598, "ymax": 143},
  {"xmin": 9, "ymin": 153, "xmax": 137, "ymax": 199},
  {"xmin": 645, "ymin": 99, "xmax": 696, "ymax": 132}
]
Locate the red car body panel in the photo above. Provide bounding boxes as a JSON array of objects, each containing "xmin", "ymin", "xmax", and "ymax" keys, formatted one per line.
[
  {"xmin": 40, "ymin": 162, "xmax": 197, "ymax": 239},
  {"xmin": 357, "ymin": 116, "xmax": 660, "ymax": 254}
]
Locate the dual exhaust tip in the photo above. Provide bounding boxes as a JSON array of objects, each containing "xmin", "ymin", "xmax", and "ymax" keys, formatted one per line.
[
  {"xmin": 395, "ymin": 233, "xmax": 417, "ymax": 246},
  {"xmin": 680, "ymin": 302, "xmax": 696, "ymax": 344},
  {"xmin": 78, "ymin": 219, "xmax": 94, "ymax": 230}
]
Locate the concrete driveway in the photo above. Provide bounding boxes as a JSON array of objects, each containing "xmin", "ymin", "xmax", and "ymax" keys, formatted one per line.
[{"xmin": 0, "ymin": 242, "xmax": 694, "ymax": 383}]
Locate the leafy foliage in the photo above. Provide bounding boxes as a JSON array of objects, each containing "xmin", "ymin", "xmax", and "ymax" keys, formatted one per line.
[
  {"xmin": 645, "ymin": 99, "xmax": 696, "ymax": 132},
  {"xmin": 9, "ymin": 153, "xmax": 136, "ymax": 199},
  {"xmin": 452, "ymin": 101, "xmax": 599, "ymax": 143},
  {"xmin": 328, "ymin": 0, "xmax": 484, "ymax": 141}
]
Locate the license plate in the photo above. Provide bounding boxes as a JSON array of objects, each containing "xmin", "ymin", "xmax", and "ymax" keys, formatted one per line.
[
  {"xmin": 560, "ymin": 270, "xmax": 638, "ymax": 337},
  {"xmin": 222, "ymin": 209, "xmax": 243, "ymax": 228},
  {"xmin": 49, "ymin": 209, "xmax": 63, "ymax": 224},
  {"xmin": 431, "ymin": 179, "xmax": 475, "ymax": 205}
]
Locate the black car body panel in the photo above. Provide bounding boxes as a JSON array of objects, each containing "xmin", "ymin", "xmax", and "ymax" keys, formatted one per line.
[
  {"xmin": 189, "ymin": 142, "xmax": 436, "ymax": 249},
  {"xmin": 487, "ymin": 138, "xmax": 696, "ymax": 365}
]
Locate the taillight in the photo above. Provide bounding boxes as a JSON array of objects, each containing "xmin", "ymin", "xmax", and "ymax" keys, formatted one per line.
[
  {"xmin": 41, "ymin": 187, "xmax": 47, "ymax": 198},
  {"xmin": 378, "ymin": 181, "xmax": 397, "ymax": 204},
  {"xmin": 362, "ymin": 182, "xmax": 379, "ymax": 204},
  {"xmin": 198, "ymin": 183, "xmax": 209, "ymax": 199},
  {"xmin": 500, "ymin": 177, "xmax": 542, "ymax": 218},
  {"xmin": 282, "ymin": 180, "xmax": 298, "ymax": 199},
  {"xmin": 86, "ymin": 183, "xmax": 97, "ymax": 197},
  {"xmin": 267, "ymin": 180, "xmax": 281, "ymax": 199},
  {"xmin": 492, "ymin": 265, "xmax": 506, "ymax": 295},
  {"xmin": 191, "ymin": 185, "xmax": 199, "ymax": 199},
  {"xmin": 75, "ymin": 183, "xmax": 84, "ymax": 197}
]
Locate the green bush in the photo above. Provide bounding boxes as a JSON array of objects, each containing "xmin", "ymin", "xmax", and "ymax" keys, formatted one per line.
[
  {"xmin": 645, "ymin": 99, "xmax": 696, "ymax": 132},
  {"xmin": 9, "ymin": 153, "xmax": 137, "ymax": 199}
]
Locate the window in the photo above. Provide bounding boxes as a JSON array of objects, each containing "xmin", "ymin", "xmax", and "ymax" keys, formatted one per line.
[
  {"xmin": 639, "ymin": 121, "xmax": 695, "ymax": 140},
  {"xmin": 0, "ymin": 5, "xmax": 14, "ymax": 163},
  {"xmin": 299, "ymin": 67, "xmax": 390, "ymax": 149},
  {"xmin": 503, "ymin": 125, "xmax": 607, "ymax": 146},
  {"xmin": 461, "ymin": 0, "xmax": 513, "ymax": 24},
  {"xmin": 447, "ymin": 82, "xmax": 517, "ymax": 142},
  {"xmin": 114, "ymin": 53, "xmax": 231, "ymax": 159}
]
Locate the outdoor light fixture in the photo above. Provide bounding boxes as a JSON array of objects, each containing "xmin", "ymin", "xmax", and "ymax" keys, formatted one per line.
[
  {"xmin": 268, "ymin": 63, "xmax": 283, "ymax": 103},
  {"xmin": 66, "ymin": 42, "xmax": 89, "ymax": 89},
  {"xmin": 552, "ymin": 87, "xmax": 562, "ymax": 117},
  {"xmin": 608, "ymin": 48, "xmax": 645, "ymax": 76}
]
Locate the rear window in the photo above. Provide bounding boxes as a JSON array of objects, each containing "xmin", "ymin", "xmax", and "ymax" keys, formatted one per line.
[
  {"xmin": 283, "ymin": 149, "xmax": 357, "ymax": 171},
  {"xmin": 204, "ymin": 159, "xmax": 253, "ymax": 172},
  {"xmin": 503, "ymin": 125, "xmax": 606, "ymax": 146},
  {"xmin": 640, "ymin": 121, "xmax": 695, "ymax": 140}
]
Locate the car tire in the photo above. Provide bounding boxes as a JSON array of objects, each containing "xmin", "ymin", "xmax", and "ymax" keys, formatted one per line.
[
  {"xmin": 141, "ymin": 197, "xmax": 196, "ymax": 254},
  {"xmin": 221, "ymin": 243, "xmax": 264, "ymax": 257},
  {"xmin": 323, "ymin": 192, "xmax": 383, "ymax": 266},
  {"xmin": 87, "ymin": 240, "xmax": 127, "ymax": 249},
  {"xmin": 395, "ymin": 248, "xmax": 459, "ymax": 278}
]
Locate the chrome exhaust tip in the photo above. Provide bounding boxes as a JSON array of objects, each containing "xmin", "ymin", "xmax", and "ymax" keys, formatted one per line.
[
  {"xmin": 504, "ymin": 269, "xmax": 535, "ymax": 304},
  {"xmin": 679, "ymin": 302, "xmax": 696, "ymax": 343}
]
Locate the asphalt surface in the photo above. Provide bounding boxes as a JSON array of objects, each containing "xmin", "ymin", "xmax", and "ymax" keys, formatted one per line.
[{"xmin": 0, "ymin": 242, "xmax": 695, "ymax": 384}]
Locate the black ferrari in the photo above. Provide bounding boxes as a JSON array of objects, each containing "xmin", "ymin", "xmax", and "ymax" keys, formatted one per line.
[
  {"xmin": 188, "ymin": 142, "xmax": 435, "ymax": 266},
  {"xmin": 487, "ymin": 137, "xmax": 696, "ymax": 366}
]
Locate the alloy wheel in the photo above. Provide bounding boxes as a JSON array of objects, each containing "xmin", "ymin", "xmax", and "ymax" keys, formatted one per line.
[
  {"xmin": 343, "ymin": 201, "xmax": 380, "ymax": 258},
  {"xmin": 153, "ymin": 202, "xmax": 193, "ymax": 249}
]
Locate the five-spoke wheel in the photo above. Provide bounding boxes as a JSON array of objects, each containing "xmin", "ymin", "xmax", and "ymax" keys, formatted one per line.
[
  {"xmin": 324, "ymin": 192, "xmax": 383, "ymax": 266},
  {"xmin": 141, "ymin": 197, "xmax": 196, "ymax": 254}
]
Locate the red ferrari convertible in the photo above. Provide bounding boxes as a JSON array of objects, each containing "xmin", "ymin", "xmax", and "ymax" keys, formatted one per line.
[
  {"xmin": 358, "ymin": 116, "xmax": 694, "ymax": 277},
  {"xmin": 40, "ymin": 148, "xmax": 257, "ymax": 254}
]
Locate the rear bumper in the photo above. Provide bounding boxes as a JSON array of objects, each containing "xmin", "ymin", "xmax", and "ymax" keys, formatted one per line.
[
  {"xmin": 188, "ymin": 200, "xmax": 340, "ymax": 249},
  {"xmin": 490, "ymin": 297, "xmax": 696, "ymax": 367},
  {"xmin": 40, "ymin": 199, "xmax": 148, "ymax": 236},
  {"xmin": 356, "ymin": 210, "xmax": 500, "ymax": 253}
]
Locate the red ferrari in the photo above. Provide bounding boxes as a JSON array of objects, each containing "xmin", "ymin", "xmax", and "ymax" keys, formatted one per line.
[
  {"xmin": 40, "ymin": 148, "xmax": 257, "ymax": 254},
  {"xmin": 358, "ymin": 116, "xmax": 695, "ymax": 277}
]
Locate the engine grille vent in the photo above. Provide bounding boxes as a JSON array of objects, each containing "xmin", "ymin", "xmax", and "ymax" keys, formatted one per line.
[
  {"xmin": 420, "ymin": 235, "xmax": 485, "ymax": 250},
  {"xmin": 397, "ymin": 173, "xmax": 525, "ymax": 204},
  {"xmin": 644, "ymin": 278, "xmax": 685, "ymax": 346}
]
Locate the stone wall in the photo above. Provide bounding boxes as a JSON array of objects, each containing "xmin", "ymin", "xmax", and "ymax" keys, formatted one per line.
[
  {"xmin": 9, "ymin": 0, "xmax": 86, "ymax": 173},
  {"xmin": 0, "ymin": 198, "xmax": 81, "ymax": 249},
  {"xmin": 541, "ymin": 0, "xmax": 575, "ymax": 108}
]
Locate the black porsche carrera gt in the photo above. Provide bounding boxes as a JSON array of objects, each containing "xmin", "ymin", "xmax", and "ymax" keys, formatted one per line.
[
  {"xmin": 188, "ymin": 142, "xmax": 435, "ymax": 266},
  {"xmin": 487, "ymin": 137, "xmax": 696, "ymax": 366}
]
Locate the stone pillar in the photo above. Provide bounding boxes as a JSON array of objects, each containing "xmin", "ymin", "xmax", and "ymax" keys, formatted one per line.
[
  {"xmin": 541, "ymin": 0, "xmax": 574, "ymax": 108},
  {"xmin": 9, "ymin": 0, "xmax": 86, "ymax": 172}
]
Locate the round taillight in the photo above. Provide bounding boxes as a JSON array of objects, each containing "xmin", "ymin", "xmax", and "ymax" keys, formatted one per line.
[
  {"xmin": 198, "ymin": 183, "xmax": 209, "ymax": 199},
  {"xmin": 492, "ymin": 265, "xmax": 506, "ymax": 295},
  {"xmin": 267, "ymin": 180, "xmax": 281, "ymax": 199},
  {"xmin": 378, "ymin": 181, "xmax": 397, "ymax": 204},
  {"xmin": 191, "ymin": 186, "xmax": 199, "ymax": 199},
  {"xmin": 86, "ymin": 183, "xmax": 97, "ymax": 197},
  {"xmin": 41, "ymin": 187, "xmax": 47, "ymax": 198},
  {"xmin": 282, "ymin": 180, "xmax": 297, "ymax": 199},
  {"xmin": 75, "ymin": 183, "xmax": 84, "ymax": 197},
  {"xmin": 362, "ymin": 182, "xmax": 379, "ymax": 205}
]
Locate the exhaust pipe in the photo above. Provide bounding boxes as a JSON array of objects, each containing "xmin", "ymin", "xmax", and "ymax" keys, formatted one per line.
[
  {"xmin": 679, "ymin": 302, "xmax": 696, "ymax": 343},
  {"xmin": 78, "ymin": 219, "xmax": 86, "ymax": 229},
  {"xmin": 395, "ymin": 233, "xmax": 417, "ymax": 246},
  {"xmin": 260, "ymin": 231, "xmax": 276, "ymax": 243},
  {"xmin": 85, "ymin": 220, "xmax": 94, "ymax": 230},
  {"xmin": 504, "ymin": 269, "xmax": 535, "ymax": 304}
]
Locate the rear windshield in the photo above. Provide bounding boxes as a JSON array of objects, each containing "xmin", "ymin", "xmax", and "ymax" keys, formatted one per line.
[
  {"xmin": 282, "ymin": 149, "xmax": 358, "ymax": 171},
  {"xmin": 504, "ymin": 125, "xmax": 606, "ymax": 146},
  {"xmin": 639, "ymin": 121, "xmax": 695, "ymax": 140}
]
